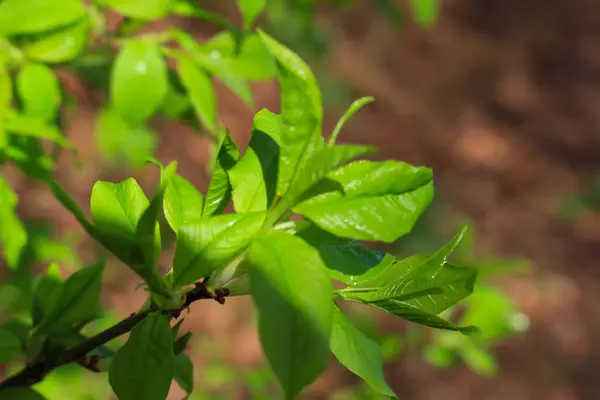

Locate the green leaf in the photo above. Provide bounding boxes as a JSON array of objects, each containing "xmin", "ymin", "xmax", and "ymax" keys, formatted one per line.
[
  {"xmin": 409, "ymin": 0, "xmax": 440, "ymax": 28},
  {"xmin": 110, "ymin": 39, "xmax": 168, "ymax": 126},
  {"xmin": 330, "ymin": 305, "xmax": 396, "ymax": 398},
  {"xmin": 173, "ymin": 212, "xmax": 265, "ymax": 288},
  {"xmin": 3, "ymin": 136, "xmax": 55, "ymax": 180},
  {"xmin": 5, "ymin": 113, "xmax": 72, "ymax": 149},
  {"xmin": 294, "ymin": 160, "xmax": 434, "ymax": 242},
  {"xmin": 173, "ymin": 331, "xmax": 192, "ymax": 355},
  {"xmin": 174, "ymin": 353, "xmax": 194, "ymax": 394},
  {"xmin": 202, "ymin": 32, "xmax": 275, "ymax": 81},
  {"xmin": 257, "ymin": 30, "xmax": 323, "ymax": 197},
  {"xmin": 0, "ymin": 326, "xmax": 22, "ymax": 363},
  {"xmin": 238, "ymin": 0, "xmax": 266, "ymax": 29},
  {"xmin": 23, "ymin": 19, "xmax": 89, "ymax": 63},
  {"xmin": 228, "ymin": 116, "xmax": 281, "ymax": 212},
  {"xmin": 328, "ymin": 96, "xmax": 374, "ymax": 146},
  {"xmin": 296, "ymin": 223, "xmax": 388, "ymax": 284},
  {"xmin": 248, "ymin": 231, "xmax": 333, "ymax": 399},
  {"xmin": 0, "ymin": 176, "xmax": 27, "ymax": 269},
  {"xmin": 0, "ymin": 0, "xmax": 85, "ymax": 36},
  {"xmin": 33, "ymin": 263, "xmax": 63, "ymax": 326},
  {"xmin": 103, "ymin": 0, "xmax": 174, "ymax": 20},
  {"xmin": 95, "ymin": 107, "xmax": 158, "ymax": 168},
  {"xmin": 38, "ymin": 262, "xmax": 104, "ymax": 334},
  {"xmin": 17, "ymin": 63, "xmax": 61, "ymax": 121},
  {"xmin": 108, "ymin": 312, "xmax": 175, "ymax": 400},
  {"xmin": 163, "ymin": 173, "xmax": 204, "ymax": 233},
  {"xmin": 203, "ymin": 131, "xmax": 240, "ymax": 217},
  {"xmin": 176, "ymin": 55, "xmax": 216, "ymax": 132},
  {"xmin": 0, "ymin": 63, "xmax": 10, "ymax": 148},
  {"xmin": 0, "ymin": 388, "xmax": 47, "ymax": 400}
]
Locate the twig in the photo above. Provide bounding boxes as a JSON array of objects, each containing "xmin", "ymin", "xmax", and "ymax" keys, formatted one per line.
[{"xmin": 0, "ymin": 281, "xmax": 229, "ymax": 389}]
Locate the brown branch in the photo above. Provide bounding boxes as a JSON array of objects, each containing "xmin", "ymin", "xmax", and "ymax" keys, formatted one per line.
[{"xmin": 0, "ymin": 281, "xmax": 229, "ymax": 389}]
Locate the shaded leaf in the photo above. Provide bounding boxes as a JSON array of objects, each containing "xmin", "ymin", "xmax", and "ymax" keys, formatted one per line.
[
  {"xmin": 0, "ymin": 326, "xmax": 22, "ymax": 363},
  {"xmin": 173, "ymin": 353, "xmax": 194, "ymax": 394},
  {"xmin": 203, "ymin": 131, "xmax": 240, "ymax": 217},
  {"xmin": 0, "ymin": 388, "xmax": 47, "ymax": 400}
]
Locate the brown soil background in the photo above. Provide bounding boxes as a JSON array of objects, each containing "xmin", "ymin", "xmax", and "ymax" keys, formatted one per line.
[{"xmin": 5, "ymin": 0, "xmax": 600, "ymax": 399}]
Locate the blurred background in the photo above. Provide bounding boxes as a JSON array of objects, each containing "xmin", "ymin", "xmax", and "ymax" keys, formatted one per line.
[{"xmin": 3, "ymin": 0, "xmax": 600, "ymax": 399}]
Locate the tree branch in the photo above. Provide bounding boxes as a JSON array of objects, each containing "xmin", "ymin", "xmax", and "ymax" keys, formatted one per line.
[{"xmin": 0, "ymin": 281, "xmax": 229, "ymax": 389}]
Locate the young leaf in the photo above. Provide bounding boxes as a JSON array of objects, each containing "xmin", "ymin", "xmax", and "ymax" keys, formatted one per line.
[
  {"xmin": 0, "ymin": 176, "xmax": 27, "ymax": 269},
  {"xmin": 296, "ymin": 223, "xmax": 388, "ymax": 284},
  {"xmin": 0, "ymin": 388, "xmax": 47, "ymax": 400},
  {"xmin": 173, "ymin": 353, "xmax": 194, "ymax": 395},
  {"xmin": 109, "ymin": 312, "xmax": 175, "ymax": 400},
  {"xmin": 23, "ymin": 19, "xmax": 89, "ymax": 63},
  {"xmin": 38, "ymin": 262, "xmax": 104, "ymax": 334},
  {"xmin": 248, "ymin": 231, "xmax": 333, "ymax": 399},
  {"xmin": 172, "ymin": 212, "xmax": 265, "ymax": 288},
  {"xmin": 238, "ymin": 0, "xmax": 266, "ymax": 29},
  {"xmin": 103, "ymin": 0, "xmax": 174, "ymax": 20},
  {"xmin": 294, "ymin": 160, "xmax": 434, "ymax": 242},
  {"xmin": 176, "ymin": 55, "xmax": 216, "ymax": 132},
  {"xmin": 163, "ymin": 173, "xmax": 204, "ymax": 233},
  {"xmin": 228, "ymin": 115, "xmax": 281, "ymax": 212},
  {"xmin": 110, "ymin": 39, "xmax": 168, "ymax": 126},
  {"xmin": 17, "ymin": 63, "xmax": 61, "ymax": 121},
  {"xmin": 257, "ymin": 30, "xmax": 323, "ymax": 197},
  {"xmin": 330, "ymin": 305, "xmax": 396, "ymax": 398},
  {"xmin": 5, "ymin": 113, "xmax": 72, "ymax": 149},
  {"xmin": 203, "ymin": 131, "xmax": 240, "ymax": 217},
  {"xmin": 328, "ymin": 96, "xmax": 374, "ymax": 146},
  {"xmin": 409, "ymin": 0, "xmax": 440, "ymax": 28},
  {"xmin": 0, "ymin": 0, "xmax": 85, "ymax": 36},
  {"xmin": 0, "ymin": 326, "xmax": 22, "ymax": 363}
]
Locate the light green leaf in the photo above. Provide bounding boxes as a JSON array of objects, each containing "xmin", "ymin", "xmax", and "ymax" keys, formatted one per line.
[
  {"xmin": 176, "ymin": 55, "xmax": 216, "ymax": 132},
  {"xmin": 238, "ymin": 0, "xmax": 266, "ymax": 29},
  {"xmin": 294, "ymin": 160, "xmax": 434, "ymax": 242},
  {"xmin": 0, "ymin": 388, "xmax": 47, "ymax": 400},
  {"xmin": 410, "ymin": 0, "xmax": 440, "ymax": 28},
  {"xmin": 110, "ymin": 39, "xmax": 168, "ymax": 126},
  {"xmin": 0, "ymin": 326, "xmax": 22, "ymax": 363},
  {"xmin": 328, "ymin": 96, "xmax": 374, "ymax": 146},
  {"xmin": 109, "ymin": 312, "xmax": 175, "ymax": 400},
  {"xmin": 5, "ymin": 113, "xmax": 72, "ymax": 149},
  {"xmin": 257, "ymin": 30, "xmax": 323, "ymax": 197},
  {"xmin": 296, "ymin": 223, "xmax": 388, "ymax": 284},
  {"xmin": 203, "ymin": 131, "xmax": 240, "ymax": 217},
  {"xmin": 173, "ymin": 212, "xmax": 265, "ymax": 288},
  {"xmin": 228, "ymin": 115, "xmax": 281, "ymax": 212},
  {"xmin": 173, "ymin": 353, "xmax": 194, "ymax": 394},
  {"xmin": 17, "ymin": 63, "xmax": 61, "ymax": 121},
  {"xmin": 38, "ymin": 262, "xmax": 104, "ymax": 334},
  {"xmin": 0, "ymin": 0, "xmax": 85, "ymax": 36},
  {"xmin": 330, "ymin": 305, "xmax": 396, "ymax": 398},
  {"xmin": 23, "ymin": 19, "xmax": 89, "ymax": 63},
  {"xmin": 95, "ymin": 107, "xmax": 158, "ymax": 168},
  {"xmin": 163, "ymin": 173, "xmax": 204, "ymax": 233},
  {"xmin": 0, "ymin": 176, "xmax": 27, "ymax": 269},
  {"xmin": 103, "ymin": 0, "xmax": 175, "ymax": 20},
  {"xmin": 248, "ymin": 231, "xmax": 333, "ymax": 399}
]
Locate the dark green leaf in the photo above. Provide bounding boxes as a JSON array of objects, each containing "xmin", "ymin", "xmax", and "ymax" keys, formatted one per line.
[
  {"xmin": 238, "ymin": 0, "xmax": 266, "ymax": 29},
  {"xmin": 173, "ymin": 212, "xmax": 265, "ymax": 288},
  {"xmin": 38, "ymin": 262, "xmax": 104, "ymax": 334},
  {"xmin": 110, "ymin": 39, "xmax": 168, "ymax": 126},
  {"xmin": 203, "ymin": 131, "xmax": 240, "ymax": 217},
  {"xmin": 0, "ymin": 176, "xmax": 27, "ymax": 269},
  {"xmin": 95, "ymin": 107, "xmax": 158, "ymax": 168},
  {"xmin": 176, "ymin": 55, "xmax": 216, "ymax": 132},
  {"xmin": 294, "ymin": 160, "xmax": 434, "ymax": 242},
  {"xmin": 23, "ymin": 18, "xmax": 89, "ymax": 63},
  {"xmin": 163, "ymin": 173, "xmax": 204, "ymax": 233},
  {"xmin": 173, "ymin": 353, "xmax": 194, "ymax": 394},
  {"xmin": 33, "ymin": 263, "xmax": 62, "ymax": 326},
  {"xmin": 103, "ymin": 0, "xmax": 174, "ymax": 20},
  {"xmin": 0, "ymin": 0, "xmax": 85, "ymax": 36},
  {"xmin": 248, "ymin": 231, "xmax": 333, "ymax": 399},
  {"xmin": 4, "ymin": 136, "xmax": 55, "ymax": 180},
  {"xmin": 108, "ymin": 312, "xmax": 175, "ymax": 400},
  {"xmin": 0, "ymin": 388, "xmax": 47, "ymax": 400},
  {"xmin": 0, "ymin": 326, "xmax": 22, "ymax": 363},
  {"xmin": 330, "ymin": 305, "xmax": 396, "ymax": 398},
  {"xmin": 173, "ymin": 331, "xmax": 192, "ymax": 355},
  {"xmin": 17, "ymin": 63, "xmax": 61, "ymax": 121},
  {"xmin": 228, "ymin": 115, "xmax": 281, "ymax": 212},
  {"xmin": 257, "ymin": 30, "xmax": 323, "ymax": 197}
]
